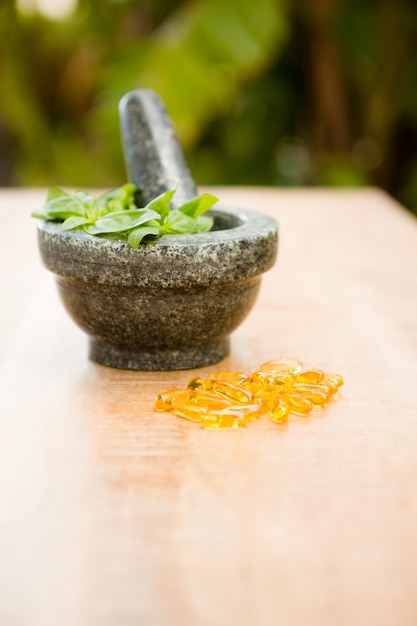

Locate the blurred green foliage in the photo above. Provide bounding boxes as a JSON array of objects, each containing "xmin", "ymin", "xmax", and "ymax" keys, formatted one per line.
[{"xmin": 1, "ymin": 0, "xmax": 417, "ymax": 212}]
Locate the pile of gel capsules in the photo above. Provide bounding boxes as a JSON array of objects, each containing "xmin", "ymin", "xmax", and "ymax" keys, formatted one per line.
[{"xmin": 154, "ymin": 358, "xmax": 344, "ymax": 429}]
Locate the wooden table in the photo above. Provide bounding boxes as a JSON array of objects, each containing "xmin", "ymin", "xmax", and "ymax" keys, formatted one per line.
[{"xmin": 1, "ymin": 187, "xmax": 417, "ymax": 626}]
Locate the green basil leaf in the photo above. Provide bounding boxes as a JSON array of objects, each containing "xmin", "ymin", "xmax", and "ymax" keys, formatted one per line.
[
  {"xmin": 61, "ymin": 216, "xmax": 92, "ymax": 231},
  {"xmin": 107, "ymin": 199, "xmax": 124, "ymax": 213},
  {"xmin": 46, "ymin": 187, "xmax": 68, "ymax": 202},
  {"xmin": 179, "ymin": 193, "xmax": 219, "ymax": 218},
  {"xmin": 194, "ymin": 215, "xmax": 214, "ymax": 233},
  {"xmin": 127, "ymin": 226, "xmax": 161, "ymax": 249},
  {"xmin": 31, "ymin": 210, "xmax": 51, "ymax": 219},
  {"xmin": 84, "ymin": 227, "xmax": 129, "ymax": 240},
  {"xmin": 162, "ymin": 210, "xmax": 196, "ymax": 234},
  {"xmin": 83, "ymin": 224, "xmax": 100, "ymax": 235},
  {"xmin": 73, "ymin": 191, "xmax": 94, "ymax": 204},
  {"xmin": 44, "ymin": 194, "xmax": 87, "ymax": 219},
  {"xmin": 146, "ymin": 189, "xmax": 176, "ymax": 221},
  {"xmin": 100, "ymin": 183, "xmax": 136, "ymax": 203},
  {"xmin": 93, "ymin": 208, "xmax": 161, "ymax": 234},
  {"xmin": 99, "ymin": 183, "xmax": 137, "ymax": 212}
]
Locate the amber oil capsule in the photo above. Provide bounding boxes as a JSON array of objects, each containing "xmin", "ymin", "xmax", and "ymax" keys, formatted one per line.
[
  {"xmin": 189, "ymin": 389, "xmax": 233, "ymax": 411},
  {"xmin": 260, "ymin": 359, "xmax": 303, "ymax": 375},
  {"xmin": 155, "ymin": 389, "xmax": 190, "ymax": 412},
  {"xmin": 201, "ymin": 408, "xmax": 252, "ymax": 428},
  {"xmin": 204, "ymin": 379, "xmax": 253, "ymax": 404},
  {"xmin": 170, "ymin": 397, "xmax": 205, "ymax": 423},
  {"xmin": 172, "ymin": 394, "xmax": 239, "ymax": 426},
  {"xmin": 250, "ymin": 371, "xmax": 274, "ymax": 391},
  {"xmin": 311, "ymin": 382, "xmax": 334, "ymax": 396},
  {"xmin": 187, "ymin": 377, "xmax": 204, "ymax": 390},
  {"xmin": 199, "ymin": 402, "xmax": 262, "ymax": 429},
  {"xmin": 279, "ymin": 391, "xmax": 313, "ymax": 415},
  {"xmin": 224, "ymin": 403, "xmax": 263, "ymax": 421},
  {"xmin": 310, "ymin": 379, "xmax": 338, "ymax": 395},
  {"xmin": 252, "ymin": 371, "xmax": 295, "ymax": 387},
  {"xmin": 171, "ymin": 393, "xmax": 234, "ymax": 423},
  {"xmin": 268, "ymin": 372, "xmax": 296, "ymax": 388},
  {"xmin": 206, "ymin": 371, "xmax": 250, "ymax": 386},
  {"xmin": 252, "ymin": 387, "xmax": 274, "ymax": 412},
  {"xmin": 323, "ymin": 373, "xmax": 344, "ymax": 389},
  {"xmin": 321, "ymin": 379, "xmax": 338, "ymax": 394},
  {"xmin": 241, "ymin": 380, "xmax": 262, "ymax": 397},
  {"xmin": 269, "ymin": 396, "xmax": 290, "ymax": 424},
  {"xmin": 289, "ymin": 384, "xmax": 329, "ymax": 406},
  {"xmin": 295, "ymin": 369, "xmax": 324, "ymax": 385},
  {"xmin": 292, "ymin": 382, "xmax": 333, "ymax": 395},
  {"xmin": 201, "ymin": 414, "xmax": 245, "ymax": 429}
]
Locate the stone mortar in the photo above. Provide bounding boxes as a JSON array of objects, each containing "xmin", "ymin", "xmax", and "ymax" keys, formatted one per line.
[{"xmin": 36, "ymin": 206, "xmax": 278, "ymax": 370}]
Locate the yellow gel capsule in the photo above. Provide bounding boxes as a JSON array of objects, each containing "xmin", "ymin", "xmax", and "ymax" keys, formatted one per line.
[
  {"xmin": 302, "ymin": 382, "xmax": 334, "ymax": 396},
  {"xmin": 269, "ymin": 397, "xmax": 290, "ymax": 424},
  {"xmin": 206, "ymin": 371, "xmax": 250, "ymax": 386},
  {"xmin": 313, "ymin": 382, "xmax": 336, "ymax": 396},
  {"xmin": 202, "ymin": 414, "xmax": 245, "ymax": 429},
  {"xmin": 253, "ymin": 387, "xmax": 274, "ymax": 411},
  {"xmin": 269, "ymin": 372, "xmax": 296, "ymax": 388},
  {"xmin": 200, "ymin": 402, "xmax": 262, "ymax": 429},
  {"xmin": 205, "ymin": 379, "xmax": 253, "ymax": 404},
  {"xmin": 171, "ymin": 395, "xmax": 233, "ymax": 425},
  {"xmin": 241, "ymin": 380, "xmax": 261, "ymax": 396},
  {"xmin": 312, "ymin": 378, "xmax": 340, "ymax": 395},
  {"xmin": 279, "ymin": 391, "xmax": 313, "ymax": 415},
  {"xmin": 225, "ymin": 403, "xmax": 263, "ymax": 421},
  {"xmin": 172, "ymin": 408, "xmax": 204, "ymax": 424},
  {"xmin": 295, "ymin": 369, "xmax": 324, "ymax": 384},
  {"xmin": 189, "ymin": 390, "xmax": 233, "ymax": 411},
  {"xmin": 187, "ymin": 377, "xmax": 204, "ymax": 390},
  {"xmin": 250, "ymin": 371, "xmax": 274, "ymax": 390},
  {"xmin": 290, "ymin": 384, "xmax": 329, "ymax": 406},
  {"xmin": 154, "ymin": 388, "xmax": 189, "ymax": 411},
  {"xmin": 170, "ymin": 394, "xmax": 206, "ymax": 422},
  {"xmin": 323, "ymin": 372, "xmax": 344, "ymax": 389},
  {"xmin": 171, "ymin": 394, "xmax": 236, "ymax": 426},
  {"xmin": 260, "ymin": 358, "xmax": 303, "ymax": 375},
  {"xmin": 321, "ymin": 379, "xmax": 337, "ymax": 394}
]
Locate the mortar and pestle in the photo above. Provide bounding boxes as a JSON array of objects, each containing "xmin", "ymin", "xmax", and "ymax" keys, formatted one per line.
[{"xmin": 36, "ymin": 90, "xmax": 278, "ymax": 370}]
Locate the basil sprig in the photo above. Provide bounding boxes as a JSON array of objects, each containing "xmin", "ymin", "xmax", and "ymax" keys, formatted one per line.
[{"xmin": 32, "ymin": 184, "xmax": 218, "ymax": 249}]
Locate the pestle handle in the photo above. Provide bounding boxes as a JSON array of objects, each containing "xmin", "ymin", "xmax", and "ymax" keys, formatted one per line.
[{"xmin": 119, "ymin": 89, "xmax": 198, "ymax": 209}]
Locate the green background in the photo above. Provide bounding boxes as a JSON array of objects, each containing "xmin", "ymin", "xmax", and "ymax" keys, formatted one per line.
[{"xmin": 1, "ymin": 0, "xmax": 417, "ymax": 213}]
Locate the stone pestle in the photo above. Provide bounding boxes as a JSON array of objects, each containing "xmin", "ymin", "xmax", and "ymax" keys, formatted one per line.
[{"xmin": 119, "ymin": 89, "xmax": 198, "ymax": 209}]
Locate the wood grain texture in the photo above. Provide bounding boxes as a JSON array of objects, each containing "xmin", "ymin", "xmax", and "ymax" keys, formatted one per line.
[{"xmin": 1, "ymin": 187, "xmax": 417, "ymax": 626}]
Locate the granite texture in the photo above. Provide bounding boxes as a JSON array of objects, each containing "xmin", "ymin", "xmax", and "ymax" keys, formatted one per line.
[
  {"xmin": 119, "ymin": 89, "xmax": 198, "ymax": 208},
  {"xmin": 37, "ymin": 207, "xmax": 278, "ymax": 370},
  {"xmin": 36, "ymin": 89, "xmax": 279, "ymax": 370}
]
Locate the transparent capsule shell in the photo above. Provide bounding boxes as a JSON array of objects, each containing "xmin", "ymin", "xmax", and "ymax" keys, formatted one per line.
[
  {"xmin": 290, "ymin": 384, "xmax": 329, "ymax": 406},
  {"xmin": 295, "ymin": 369, "xmax": 324, "ymax": 385},
  {"xmin": 269, "ymin": 396, "xmax": 290, "ymax": 424},
  {"xmin": 155, "ymin": 388, "xmax": 189, "ymax": 412},
  {"xmin": 279, "ymin": 390, "xmax": 314, "ymax": 415},
  {"xmin": 204, "ymin": 379, "xmax": 253, "ymax": 404},
  {"xmin": 206, "ymin": 371, "xmax": 250, "ymax": 386},
  {"xmin": 260, "ymin": 359, "xmax": 303, "ymax": 375}
]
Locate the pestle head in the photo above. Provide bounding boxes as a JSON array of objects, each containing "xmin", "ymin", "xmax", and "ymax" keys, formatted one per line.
[{"xmin": 119, "ymin": 89, "xmax": 198, "ymax": 209}]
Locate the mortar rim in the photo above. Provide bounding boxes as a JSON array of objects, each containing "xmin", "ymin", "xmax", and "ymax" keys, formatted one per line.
[{"xmin": 36, "ymin": 205, "xmax": 278, "ymax": 288}]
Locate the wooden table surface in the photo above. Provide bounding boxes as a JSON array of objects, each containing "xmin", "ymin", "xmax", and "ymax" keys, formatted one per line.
[{"xmin": 1, "ymin": 187, "xmax": 417, "ymax": 626}]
